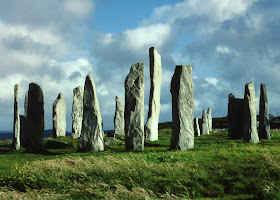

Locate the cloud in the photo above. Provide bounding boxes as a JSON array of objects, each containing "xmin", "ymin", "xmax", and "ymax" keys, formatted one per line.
[{"xmin": 63, "ymin": 0, "xmax": 94, "ymax": 19}]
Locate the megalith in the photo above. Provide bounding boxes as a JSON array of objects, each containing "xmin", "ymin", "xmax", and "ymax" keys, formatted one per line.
[
  {"xmin": 259, "ymin": 83, "xmax": 270, "ymax": 140},
  {"xmin": 24, "ymin": 92, "xmax": 28, "ymax": 117},
  {"xmin": 19, "ymin": 115, "xmax": 26, "ymax": 148},
  {"xmin": 72, "ymin": 86, "xmax": 83, "ymax": 138},
  {"xmin": 145, "ymin": 47, "xmax": 162, "ymax": 141},
  {"xmin": 24, "ymin": 83, "xmax": 45, "ymax": 153},
  {"xmin": 194, "ymin": 118, "xmax": 200, "ymax": 137},
  {"xmin": 78, "ymin": 74, "xmax": 104, "ymax": 152},
  {"xmin": 201, "ymin": 110, "xmax": 209, "ymax": 135},
  {"xmin": 243, "ymin": 82, "xmax": 259, "ymax": 143},
  {"xmin": 170, "ymin": 65, "xmax": 194, "ymax": 150},
  {"xmin": 207, "ymin": 108, "xmax": 212, "ymax": 131},
  {"xmin": 53, "ymin": 93, "xmax": 66, "ymax": 138},
  {"xmin": 125, "ymin": 63, "xmax": 145, "ymax": 151},
  {"xmin": 114, "ymin": 96, "xmax": 125, "ymax": 135},
  {"xmin": 13, "ymin": 84, "xmax": 20, "ymax": 150}
]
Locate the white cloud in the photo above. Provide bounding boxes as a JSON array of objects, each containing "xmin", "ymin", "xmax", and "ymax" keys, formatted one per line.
[
  {"xmin": 63, "ymin": 0, "xmax": 94, "ymax": 18},
  {"xmin": 216, "ymin": 45, "xmax": 230, "ymax": 54}
]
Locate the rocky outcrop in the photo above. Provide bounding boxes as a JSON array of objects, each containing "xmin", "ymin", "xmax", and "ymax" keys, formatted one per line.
[
  {"xmin": 78, "ymin": 74, "xmax": 104, "ymax": 152},
  {"xmin": 201, "ymin": 110, "xmax": 209, "ymax": 135},
  {"xmin": 170, "ymin": 65, "xmax": 194, "ymax": 150},
  {"xmin": 259, "ymin": 83, "xmax": 270, "ymax": 140},
  {"xmin": 114, "ymin": 96, "xmax": 125, "ymax": 135},
  {"xmin": 207, "ymin": 108, "xmax": 212, "ymax": 131},
  {"xmin": 72, "ymin": 86, "xmax": 83, "ymax": 139},
  {"xmin": 125, "ymin": 63, "xmax": 145, "ymax": 151},
  {"xmin": 53, "ymin": 93, "xmax": 66, "ymax": 138},
  {"xmin": 13, "ymin": 84, "xmax": 20, "ymax": 150},
  {"xmin": 145, "ymin": 47, "xmax": 162, "ymax": 141},
  {"xmin": 194, "ymin": 118, "xmax": 200, "ymax": 137}
]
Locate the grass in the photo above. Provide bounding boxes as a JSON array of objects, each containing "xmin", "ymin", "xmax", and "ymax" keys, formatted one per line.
[{"xmin": 0, "ymin": 129, "xmax": 280, "ymax": 199}]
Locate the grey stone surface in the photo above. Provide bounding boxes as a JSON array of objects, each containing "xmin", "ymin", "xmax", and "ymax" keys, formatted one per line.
[
  {"xmin": 259, "ymin": 83, "xmax": 270, "ymax": 140},
  {"xmin": 145, "ymin": 47, "xmax": 162, "ymax": 141},
  {"xmin": 24, "ymin": 92, "xmax": 28, "ymax": 117},
  {"xmin": 53, "ymin": 93, "xmax": 66, "ymax": 138},
  {"xmin": 170, "ymin": 65, "xmax": 194, "ymax": 150},
  {"xmin": 125, "ymin": 63, "xmax": 145, "ymax": 151},
  {"xmin": 243, "ymin": 82, "xmax": 259, "ymax": 143},
  {"xmin": 207, "ymin": 108, "xmax": 212, "ymax": 131},
  {"xmin": 201, "ymin": 110, "xmax": 209, "ymax": 135},
  {"xmin": 13, "ymin": 84, "xmax": 20, "ymax": 150},
  {"xmin": 194, "ymin": 118, "xmax": 200, "ymax": 137},
  {"xmin": 227, "ymin": 93, "xmax": 244, "ymax": 139},
  {"xmin": 114, "ymin": 96, "xmax": 125, "ymax": 135},
  {"xmin": 24, "ymin": 83, "xmax": 45, "ymax": 153},
  {"xmin": 78, "ymin": 74, "xmax": 104, "ymax": 152},
  {"xmin": 72, "ymin": 86, "xmax": 83, "ymax": 138}
]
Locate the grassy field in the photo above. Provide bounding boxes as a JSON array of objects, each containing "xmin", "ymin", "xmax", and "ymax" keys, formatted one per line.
[{"xmin": 0, "ymin": 129, "xmax": 280, "ymax": 199}]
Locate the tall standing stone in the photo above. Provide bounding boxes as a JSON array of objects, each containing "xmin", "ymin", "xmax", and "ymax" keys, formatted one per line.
[
  {"xmin": 24, "ymin": 92, "xmax": 28, "ymax": 117},
  {"xmin": 243, "ymin": 82, "xmax": 259, "ymax": 143},
  {"xmin": 201, "ymin": 110, "xmax": 209, "ymax": 135},
  {"xmin": 125, "ymin": 63, "xmax": 145, "ymax": 151},
  {"xmin": 259, "ymin": 83, "xmax": 270, "ymax": 140},
  {"xmin": 72, "ymin": 86, "xmax": 83, "ymax": 138},
  {"xmin": 13, "ymin": 84, "xmax": 20, "ymax": 150},
  {"xmin": 114, "ymin": 96, "xmax": 125, "ymax": 135},
  {"xmin": 53, "ymin": 93, "xmax": 66, "ymax": 138},
  {"xmin": 24, "ymin": 83, "xmax": 45, "ymax": 153},
  {"xmin": 78, "ymin": 74, "xmax": 104, "ymax": 152},
  {"xmin": 207, "ymin": 108, "xmax": 212, "ymax": 131},
  {"xmin": 170, "ymin": 65, "xmax": 194, "ymax": 150},
  {"xmin": 194, "ymin": 118, "xmax": 200, "ymax": 137},
  {"xmin": 145, "ymin": 47, "xmax": 162, "ymax": 141}
]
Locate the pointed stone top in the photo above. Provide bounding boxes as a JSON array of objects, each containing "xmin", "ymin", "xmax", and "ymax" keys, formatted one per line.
[
  {"xmin": 14, "ymin": 84, "xmax": 18, "ymax": 95},
  {"xmin": 73, "ymin": 86, "xmax": 83, "ymax": 92},
  {"xmin": 207, "ymin": 108, "xmax": 211, "ymax": 114},
  {"xmin": 57, "ymin": 93, "xmax": 63, "ymax": 99},
  {"xmin": 116, "ymin": 96, "xmax": 122, "ymax": 101},
  {"xmin": 175, "ymin": 65, "xmax": 192, "ymax": 74}
]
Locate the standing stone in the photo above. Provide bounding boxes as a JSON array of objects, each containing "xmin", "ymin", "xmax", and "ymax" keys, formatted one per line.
[
  {"xmin": 227, "ymin": 93, "xmax": 244, "ymax": 139},
  {"xmin": 207, "ymin": 108, "xmax": 212, "ymax": 131},
  {"xmin": 114, "ymin": 96, "xmax": 125, "ymax": 136},
  {"xmin": 125, "ymin": 63, "xmax": 145, "ymax": 151},
  {"xmin": 194, "ymin": 118, "xmax": 200, "ymax": 137},
  {"xmin": 24, "ymin": 92, "xmax": 28, "ymax": 117},
  {"xmin": 53, "ymin": 93, "xmax": 66, "ymax": 138},
  {"xmin": 24, "ymin": 83, "xmax": 45, "ymax": 153},
  {"xmin": 243, "ymin": 82, "xmax": 259, "ymax": 143},
  {"xmin": 19, "ymin": 115, "xmax": 26, "ymax": 148},
  {"xmin": 201, "ymin": 110, "xmax": 209, "ymax": 135},
  {"xmin": 72, "ymin": 86, "xmax": 83, "ymax": 138},
  {"xmin": 145, "ymin": 47, "xmax": 162, "ymax": 141},
  {"xmin": 259, "ymin": 83, "xmax": 270, "ymax": 140},
  {"xmin": 78, "ymin": 74, "xmax": 104, "ymax": 152},
  {"xmin": 13, "ymin": 84, "xmax": 20, "ymax": 150},
  {"xmin": 170, "ymin": 65, "xmax": 194, "ymax": 150}
]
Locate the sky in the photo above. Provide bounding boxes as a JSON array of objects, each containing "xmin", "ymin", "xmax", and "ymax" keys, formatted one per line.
[{"xmin": 0, "ymin": 0, "xmax": 280, "ymax": 131}]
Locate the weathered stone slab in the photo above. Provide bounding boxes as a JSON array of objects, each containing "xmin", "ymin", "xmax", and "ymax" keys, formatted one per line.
[
  {"xmin": 145, "ymin": 47, "xmax": 162, "ymax": 141},
  {"xmin": 19, "ymin": 115, "xmax": 26, "ymax": 148},
  {"xmin": 259, "ymin": 83, "xmax": 270, "ymax": 140},
  {"xmin": 243, "ymin": 82, "xmax": 259, "ymax": 143},
  {"xmin": 125, "ymin": 63, "xmax": 145, "ymax": 151},
  {"xmin": 194, "ymin": 118, "xmax": 200, "ymax": 137},
  {"xmin": 207, "ymin": 108, "xmax": 212, "ymax": 131},
  {"xmin": 201, "ymin": 110, "xmax": 209, "ymax": 135},
  {"xmin": 53, "ymin": 93, "xmax": 66, "ymax": 138},
  {"xmin": 24, "ymin": 91, "xmax": 28, "ymax": 117},
  {"xmin": 13, "ymin": 84, "xmax": 20, "ymax": 150},
  {"xmin": 170, "ymin": 65, "xmax": 194, "ymax": 150},
  {"xmin": 78, "ymin": 74, "xmax": 104, "ymax": 152},
  {"xmin": 114, "ymin": 96, "xmax": 125, "ymax": 135},
  {"xmin": 72, "ymin": 86, "xmax": 83, "ymax": 138}
]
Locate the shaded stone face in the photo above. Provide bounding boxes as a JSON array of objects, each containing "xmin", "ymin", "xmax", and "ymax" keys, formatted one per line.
[
  {"xmin": 19, "ymin": 115, "xmax": 26, "ymax": 148},
  {"xmin": 194, "ymin": 118, "xmax": 200, "ymax": 137},
  {"xmin": 207, "ymin": 108, "xmax": 212, "ymax": 131},
  {"xmin": 78, "ymin": 74, "xmax": 104, "ymax": 152},
  {"xmin": 259, "ymin": 83, "xmax": 270, "ymax": 140},
  {"xmin": 114, "ymin": 96, "xmax": 125, "ymax": 136},
  {"xmin": 170, "ymin": 65, "xmax": 194, "ymax": 150},
  {"xmin": 72, "ymin": 86, "xmax": 83, "ymax": 138},
  {"xmin": 13, "ymin": 84, "xmax": 20, "ymax": 150},
  {"xmin": 201, "ymin": 110, "xmax": 209, "ymax": 135},
  {"xmin": 243, "ymin": 82, "xmax": 259, "ymax": 143},
  {"xmin": 53, "ymin": 93, "xmax": 66, "ymax": 138},
  {"xmin": 24, "ymin": 83, "xmax": 45, "ymax": 153},
  {"xmin": 125, "ymin": 63, "xmax": 145, "ymax": 151},
  {"xmin": 145, "ymin": 47, "xmax": 162, "ymax": 141}
]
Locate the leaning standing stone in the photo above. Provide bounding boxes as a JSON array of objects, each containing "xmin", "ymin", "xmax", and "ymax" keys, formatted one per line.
[
  {"xmin": 145, "ymin": 47, "xmax": 162, "ymax": 141},
  {"xmin": 170, "ymin": 65, "xmax": 194, "ymax": 150},
  {"xmin": 24, "ymin": 83, "xmax": 45, "ymax": 153},
  {"xmin": 125, "ymin": 63, "xmax": 145, "ymax": 151},
  {"xmin": 53, "ymin": 93, "xmax": 66, "ymax": 138},
  {"xmin": 78, "ymin": 74, "xmax": 104, "ymax": 152},
  {"xmin": 243, "ymin": 82, "xmax": 259, "ymax": 143},
  {"xmin": 207, "ymin": 108, "xmax": 212, "ymax": 131},
  {"xmin": 114, "ymin": 96, "xmax": 125, "ymax": 135},
  {"xmin": 259, "ymin": 83, "xmax": 270, "ymax": 140},
  {"xmin": 194, "ymin": 118, "xmax": 200, "ymax": 137},
  {"xmin": 72, "ymin": 86, "xmax": 83, "ymax": 138},
  {"xmin": 201, "ymin": 110, "xmax": 209, "ymax": 135},
  {"xmin": 13, "ymin": 84, "xmax": 20, "ymax": 150}
]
